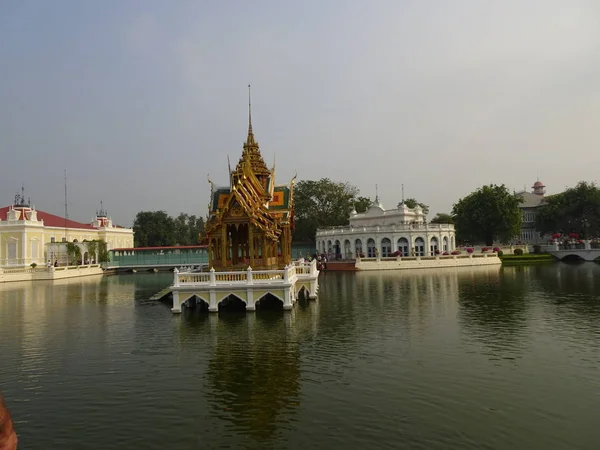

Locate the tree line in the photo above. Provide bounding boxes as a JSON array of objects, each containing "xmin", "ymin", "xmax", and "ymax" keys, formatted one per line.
[
  {"xmin": 131, "ymin": 179, "xmax": 600, "ymax": 248},
  {"xmin": 133, "ymin": 211, "xmax": 205, "ymax": 247}
]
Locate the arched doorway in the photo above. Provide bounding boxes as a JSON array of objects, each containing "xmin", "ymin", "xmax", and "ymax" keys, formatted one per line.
[
  {"xmin": 381, "ymin": 238, "xmax": 392, "ymax": 257},
  {"xmin": 443, "ymin": 236, "xmax": 449, "ymax": 252},
  {"xmin": 430, "ymin": 237, "xmax": 439, "ymax": 255},
  {"xmin": 367, "ymin": 238, "xmax": 376, "ymax": 257},
  {"xmin": 397, "ymin": 237, "xmax": 409, "ymax": 256},
  {"xmin": 344, "ymin": 239, "xmax": 352, "ymax": 259},
  {"xmin": 334, "ymin": 240, "xmax": 341, "ymax": 258},
  {"xmin": 355, "ymin": 239, "xmax": 363, "ymax": 258},
  {"xmin": 327, "ymin": 240, "xmax": 332, "ymax": 254},
  {"xmin": 414, "ymin": 237, "xmax": 425, "ymax": 256}
]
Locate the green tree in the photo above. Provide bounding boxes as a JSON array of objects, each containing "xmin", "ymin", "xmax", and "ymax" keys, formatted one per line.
[
  {"xmin": 133, "ymin": 211, "xmax": 176, "ymax": 247},
  {"xmin": 452, "ymin": 184, "xmax": 523, "ymax": 245},
  {"xmin": 188, "ymin": 215, "xmax": 205, "ymax": 245},
  {"xmin": 173, "ymin": 213, "xmax": 190, "ymax": 245},
  {"xmin": 430, "ymin": 213, "xmax": 455, "ymax": 224},
  {"xmin": 353, "ymin": 196, "xmax": 372, "ymax": 213},
  {"xmin": 402, "ymin": 198, "xmax": 430, "ymax": 215},
  {"xmin": 536, "ymin": 181, "xmax": 600, "ymax": 238},
  {"xmin": 293, "ymin": 178, "xmax": 359, "ymax": 241},
  {"xmin": 97, "ymin": 239, "xmax": 109, "ymax": 262},
  {"xmin": 86, "ymin": 240, "xmax": 98, "ymax": 261},
  {"xmin": 66, "ymin": 242, "xmax": 81, "ymax": 265}
]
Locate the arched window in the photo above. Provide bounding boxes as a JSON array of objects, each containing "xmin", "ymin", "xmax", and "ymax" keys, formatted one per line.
[
  {"xmin": 414, "ymin": 237, "xmax": 425, "ymax": 256},
  {"xmin": 355, "ymin": 239, "xmax": 363, "ymax": 257},
  {"xmin": 367, "ymin": 238, "xmax": 376, "ymax": 257},
  {"xmin": 381, "ymin": 238, "xmax": 392, "ymax": 257},
  {"xmin": 443, "ymin": 236, "xmax": 449, "ymax": 251},
  {"xmin": 430, "ymin": 237, "xmax": 439, "ymax": 255},
  {"xmin": 344, "ymin": 239, "xmax": 352, "ymax": 258},
  {"xmin": 397, "ymin": 237, "xmax": 409, "ymax": 256}
]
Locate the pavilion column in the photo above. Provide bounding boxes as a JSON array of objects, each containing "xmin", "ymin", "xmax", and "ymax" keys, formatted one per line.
[
  {"xmin": 249, "ymin": 225, "xmax": 255, "ymax": 267},
  {"xmin": 282, "ymin": 228, "xmax": 289, "ymax": 262},
  {"xmin": 221, "ymin": 226, "xmax": 227, "ymax": 265},
  {"xmin": 232, "ymin": 228, "xmax": 238, "ymax": 265}
]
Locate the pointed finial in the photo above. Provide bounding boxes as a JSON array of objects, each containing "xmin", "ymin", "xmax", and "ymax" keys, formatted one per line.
[
  {"xmin": 245, "ymin": 84, "xmax": 256, "ymax": 146},
  {"xmin": 401, "ymin": 183, "xmax": 405, "ymax": 202},
  {"xmin": 248, "ymin": 84, "xmax": 253, "ymax": 134},
  {"xmin": 375, "ymin": 184, "xmax": 379, "ymax": 203}
]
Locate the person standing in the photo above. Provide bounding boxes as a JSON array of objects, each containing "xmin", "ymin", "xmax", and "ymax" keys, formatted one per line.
[{"xmin": 0, "ymin": 394, "xmax": 17, "ymax": 450}]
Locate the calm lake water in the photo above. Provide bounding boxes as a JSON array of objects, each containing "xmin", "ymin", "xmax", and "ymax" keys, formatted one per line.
[{"xmin": 1, "ymin": 264, "xmax": 600, "ymax": 449}]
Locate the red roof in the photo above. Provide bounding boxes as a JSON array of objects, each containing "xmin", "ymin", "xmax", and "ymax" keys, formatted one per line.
[{"xmin": 0, "ymin": 206, "xmax": 96, "ymax": 230}]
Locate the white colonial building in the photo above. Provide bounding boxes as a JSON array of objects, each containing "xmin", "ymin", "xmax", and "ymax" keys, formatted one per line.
[
  {"xmin": 0, "ymin": 192, "xmax": 134, "ymax": 267},
  {"xmin": 316, "ymin": 198, "xmax": 456, "ymax": 258}
]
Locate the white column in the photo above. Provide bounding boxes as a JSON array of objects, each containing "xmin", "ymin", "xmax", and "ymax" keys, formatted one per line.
[
  {"xmin": 246, "ymin": 289, "xmax": 255, "ymax": 311},
  {"xmin": 171, "ymin": 291, "xmax": 181, "ymax": 313},
  {"xmin": 209, "ymin": 290, "xmax": 218, "ymax": 312},
  {"xmin": 309, "ymin": 280, "xmax": 318, "ymax": 299},
  {"xmin": 22, "ymin": 231, "xmax": 27, "ymax": 265},
  {"xmin": 283, "ymin": 288, "xmax": 293, "ymax": 310}
]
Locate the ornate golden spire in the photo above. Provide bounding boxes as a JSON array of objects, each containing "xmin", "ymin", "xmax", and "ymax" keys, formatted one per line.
[
  {"xmin": 238, "ymin": 84, "xmax": 270, "ymax": 177},
  {"xmin": 246, "ymin": 84, "xmax": 256, "ymax": 146}
]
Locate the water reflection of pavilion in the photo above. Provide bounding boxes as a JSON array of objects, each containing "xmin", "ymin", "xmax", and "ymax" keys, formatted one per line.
[{"xmin": 175, "ymin": 306, "xmax": 319, "ymax": 448}]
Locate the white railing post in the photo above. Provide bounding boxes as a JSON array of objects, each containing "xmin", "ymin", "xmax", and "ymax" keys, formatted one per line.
[
  {"xmin": 247, "ymin": 266, "xmax": 253, "ymax": 285},
  {"xmin": 173, "ymin": 268, "xmax": 180, "ymax": 287},
  {"xmin": 209, "ymin": 267, "xmax": 216, "ymax": 286},
  {"xmin": 283, "ymin": 265, "xmax": 290, "ymax": 283}
]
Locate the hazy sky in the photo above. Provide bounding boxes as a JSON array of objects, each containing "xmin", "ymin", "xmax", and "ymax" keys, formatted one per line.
[{"xmin": 2, "ymin": 0, "xmax": 599, "ymax": 226}]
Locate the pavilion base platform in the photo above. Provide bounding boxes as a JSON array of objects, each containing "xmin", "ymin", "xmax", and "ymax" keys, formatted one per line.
[
  {"xmin": 162, "ymin": 260, "xmax": 319, "ymax": 314},
  {"xmin": 355, "ymin": 253, "xmax": 502, "ymax": 270}
]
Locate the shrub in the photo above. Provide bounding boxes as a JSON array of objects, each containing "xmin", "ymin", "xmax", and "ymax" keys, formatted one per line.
[
  {"xmin": 481, "ymin": 247, "xmax": 489, "ymax": 252},
  {"xmin": 466, "ymin": 247, "xmax": 474, "ymax": 254},
  {"xmin": 442, "ymin": 251, "xmax": 449, "ymax": 255},
  {"xmin": 30, "ymin": 262, "xmax": 37, "ymax": 268},
  {"xmin": 497, "ymin": 250, "xmax": 504, "ymax": 257},
  {"xmin": 451, "ymin": 250, "xmax": 461, "ymax": 255},
  {"xmin": 434, "ymin": 249, "xmax": 440, "ymax": 255},
  {"xmin": 533, "ymin": 244, "xmax": 541, "ymax": 254},
  {"xmin": 514, "ymin": 248, "xmax": 524, "ymax": 256},
  {"xmin": 493, "ymin": 247, "xmax": 500, "ymax": 253}
]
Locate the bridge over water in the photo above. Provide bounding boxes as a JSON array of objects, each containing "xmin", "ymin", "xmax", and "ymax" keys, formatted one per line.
[
  {"xmin": 105, "ymin": 243, "xmax": 317, "ymax": 272},
  {"xmin": 546, "ymin": 242, "xmax": 600, "ymax": 262},
  {"xmin": 547, "ymin": 249, "xmax": 600, "ymax": 262},
  {"xmin": 105, "ymin": 245, "xmax": 208, "ymax": 271}
]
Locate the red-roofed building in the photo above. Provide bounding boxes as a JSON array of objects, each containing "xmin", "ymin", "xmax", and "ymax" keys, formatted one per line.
[{"xmin": 0, "ymin": 193, "xmax": 133, "ymax": 267}]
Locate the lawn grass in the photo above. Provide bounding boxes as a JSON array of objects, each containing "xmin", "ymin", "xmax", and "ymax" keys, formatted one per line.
[{"xmin": 500, "ymin": 253, "xmax": 555, "ymax": 263}]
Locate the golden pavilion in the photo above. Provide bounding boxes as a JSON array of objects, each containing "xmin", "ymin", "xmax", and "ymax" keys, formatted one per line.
[{"xmin": 203, "ymin": 90, "xmax": 295, "ymax": 271}]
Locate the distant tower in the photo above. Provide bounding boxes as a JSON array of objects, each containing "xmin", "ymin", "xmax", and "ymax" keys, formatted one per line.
[
  {"xmin": 94, "ymin": 200, "xmax": 112, "ymax": 228},
  {"xmin": 532, "ymin": 180, "xmax": 546, "ymax": 196}
]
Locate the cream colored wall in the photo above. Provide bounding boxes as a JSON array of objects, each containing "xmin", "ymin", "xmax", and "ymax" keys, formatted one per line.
[
  {"xmin": 98, "ymin": 229, "xmax": 134, "ymax": 250},
  {"xmin": 42, "ymin": 227, "xmax": 102, "ymax": 244},
  {"xmin": 1, "ymin": 231, "xmax": 22, "ymax": 261},
  {"xmin": 27, "ymin": 230, "xmax": 44, "ymax": 263},
  {"xmin": 1, "ymin": 224, "xmax": 134, "ymax": 266}
]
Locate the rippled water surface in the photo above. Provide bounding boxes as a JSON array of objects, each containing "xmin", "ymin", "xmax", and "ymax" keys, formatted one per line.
[{"xmin": 2, "ymin": 264, "xmax": 600, "ymax": 449}]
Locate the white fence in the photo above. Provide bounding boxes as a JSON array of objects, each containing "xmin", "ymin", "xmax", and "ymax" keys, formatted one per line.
[{"xmin": 174, "ymin": 260, "xmax": 318, "ymax": 287}]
